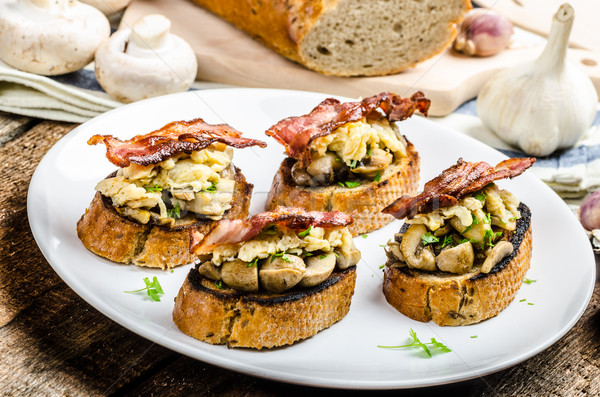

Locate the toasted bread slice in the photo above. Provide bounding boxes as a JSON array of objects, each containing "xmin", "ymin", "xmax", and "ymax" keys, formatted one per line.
[
  {"xmin": 173, "ymin": 265, "xmax": 357, "ymax": 349},
  {"xmin": 383, "ymin": 203, "xmax": 532, "ymax": 326},
  {"xmin": 265, "ymin": 141, "xmax": 419, "ymax": 237},
  {"xmin": 76, "ymin": 166, "xmax": 252, "ymax": 269}
]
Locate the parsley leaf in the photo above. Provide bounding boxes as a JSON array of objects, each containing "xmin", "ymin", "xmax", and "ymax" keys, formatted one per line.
[
  {"xmin": 168, "ymin": 202, "xmax": 181, "ymax": 219},
  {"xmin": 214, "ymin": 280, "xmax": 224, "ymax": 289},
  {"xmin": 342, "ymin": 181, "xmax": 361, "ymax": 188},
  {"xmin": 374, "ymin": 171, "xmax": 381, "ymax": 182},
  {"xmin": 441, "ymin": 235, "xmax": 453, "ymax": 248},
  {"xmin": 367, "ymin": 146, "xmax": 372, "ymax": 156},
  {"xmin": 270, "ymin": 252, "xmax": 291, "ymax": 263},
  {"xmin": 378, "ymin": 328, "xmax": 451, "ymax": 358},
  {"xmin": 349, "ymin": 159, "xmax": 359, "ymax": 169},
  {"xmin": 484, "ymin": 229, "xmax": 495, "ymax": 247},
  {"xmin": 124, "ymin": 276, "xmax": 164, "ymax": 302},
  {"xmin": 298, "ymin": 226, "xmax": 312, "ymax": 237},
  {"xmin": 523, "ymin": 278, "xmax": 537, "ymax": 284},
  {"xmin": 247, "ymin": 257, "xmax": 260, "ymax": 267},
  {"xmin": 144, "ymin": 184, "xmax": 162, "ymax": 192},
  {"xmin": 362, "ymin": 234, "xmax": 368, "ymax": 239},
  {"xmin": 463, "ymin": 214, "xmax": 479, "ymax": 233},
  {"xmin": 473, "ymin": 191, "xmax": 487, "ymax": 201},
  {"xmin": 483, "ymin": 212, "xmax": 492, "ymax": 224},
  {"xmin": 421, "ymin": 232, "xmax": 439, "ymax": 246},
  {"xmin": 320, "ymin": 254, "xmax": 327, "ymax": 259},
  {"xmin": 204, "ymin": 182, "xmax": 218, "ymax": 192}
]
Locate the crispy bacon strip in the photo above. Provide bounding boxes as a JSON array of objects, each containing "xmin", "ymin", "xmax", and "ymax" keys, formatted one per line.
[
  {"xmin": 190, "ymin": 206, "xmax": 353, "ymax": 254},
  {"xmin": 266, "ymin": 91, "xmax": 430, "ymax": 165},
  {"xmin": 88, "ymin": 118, "xmax": 267, "ymax": 167},
  {"xmin": 382, "ymin": 157, "xmax": 536, "ymax": 219}
]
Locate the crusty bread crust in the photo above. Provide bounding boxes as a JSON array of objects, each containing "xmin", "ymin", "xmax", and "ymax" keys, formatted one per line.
[
  {"xmin": 190, "ymin": 0, "xmax": 471, "ymax": 76},
  {"xmin": 173, "ymin": 266, "xmax": 356, "ymax": 349},
  {"xmin": 265, "ymin": 140, "xmax": 419, "ymax": 236},
  {"xmin": 382, "ymin": 203, "xmax": 532, "ymax": 326},
  {"xmin": 76, "ymin": 166, "xmax": 252, "ymax": 269}
]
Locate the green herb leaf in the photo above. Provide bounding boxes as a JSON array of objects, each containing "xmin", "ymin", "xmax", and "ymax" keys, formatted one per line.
[
  {"xmin": 459, "ymin": 238, "xmax": 469, "ymax": 244},
  {"xmin": 338, "ymin": 182, "xmax": 345, "ymax": 187},
  {"xmin": 262, "ymin": 225, "xmax": 278, "ymax": 235},
  {"xmin": 144, "ymin": 184, "xmax": 162, "ymax": 192},
  {"xmin": 320, "ymin": 254, "xmax": 327, "ymax": 260},
  {"xmin": 214, "ymin": 280, "xmax": 224, "ymax": 289},
  {"xmin": 421, "ymin": 232, "xmax": 439, "ymax": 246},
  {"xmin": 470, "ymin": 335, "xmax": 478, "ymax": 339},
  {"xmin": 441, "ymin": 235, "xmax": 453, "ymax": 248},
  {"xmin": 349, "ymin": 159, "xmax": 358, "ymax": 169},
  {"xmin": 374, "ymin": 171, "xmax": 381, "ymax": 182},
  {"xmin": 281, "ymin": 254, "xmax": 292, "ymax": 263},
  {"xmin": 168, "ymin": 203, "xmax": 181, "ymax": 219},
  {"xmin": 473, "ymin": 191, "xmax": 487, "ymax": 201},
  {"xmin": 270, "ymin": 252, "xmax": 284, "ymax": 262},
  {"xmin": 377, "ymin": 328, "xmax": 452, "ymax": 358},
  {"xmin": 367, "ymin": 146, "xmax": 372, "ymax": 156},
  {"xmin": 124, "ymin": 276, "xmax": 164, "ymax": 302},
  {"xmin": 509, "ymin": 216, "xmax": 517, "ymax": 221},
  {"xmin": 204, "ymin": 182, "xmax": 218, "ymax": 192},
  {"xmin": 483, "ymin": 212, "xmax": 492, "ymax": 224},
  {"xmin": 523, "ymin": 278, "xmax": 537, "ymax": 284},
  {"xmin": 298, "ymin": 226, "xmax": 312, "ymax": 237},
  {"xmin": 304, "ymin": 252, "xmax": 313, "ymax": 257},
  {"xmin": 362, "ymin": 234, "xmax": 368, "ymax": 239},
  {"xmin": 463, "ymin": 214, "xmax": 480, "ymax": 233},
  {"xmin": 484, "ymin": 229, "xmax": 495, "ymax": 247},
  {"xmin": 379, "ymin": 264, "xmax": 385, "ymax": 269},
  {"xmin": 247, "ymin": 257, "xmax": 260, "ymax": 267},
  {"xmin": 519, "ymin": 299, "xmax": 526, "ymax": 302},
  {"xmin": 528, "ymin": 302, "xmax": 534, "ymax": 306},
  {"xmin": 343, "ymin": 181, "xmax": 361, "ymax": 188}
]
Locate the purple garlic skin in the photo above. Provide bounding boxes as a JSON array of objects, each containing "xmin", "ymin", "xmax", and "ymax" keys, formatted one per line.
[
  {"xmin": 454, "ymin": 9, "xmax": 514, "ymax": 57},
  {"xmin": 580, "ymin": 190, "xmax": 600, "ymax": 231}
]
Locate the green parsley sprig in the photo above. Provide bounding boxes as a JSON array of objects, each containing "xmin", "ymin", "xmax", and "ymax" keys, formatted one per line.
[
  {"xmin": 421, "ymin": 232, "xmax": 439, "ymax": 245},
  {"xmin": 144, "ymin": 184, "xmax": 162, "ymax": 192},
  {"xmin": 167, "ymin": 202, "xmax": 181, "ymax": 218},
  {"xmin": 124, "ymin": 276, "xmax": 164, "ymax": 302},
  {"xmin": 298, "ymin": 226, "xmax": 312, "ymax": 237},
  {"xmin": 338, "ymin": 181, "xmax": 361, "ymax": 188},
  {"xmin": 378, "ymin": 329, "xmax": 451, "ymax": 358},
  {"xmin": 271, "ymin": 252, "xmax": 291, "ymax": 263}
]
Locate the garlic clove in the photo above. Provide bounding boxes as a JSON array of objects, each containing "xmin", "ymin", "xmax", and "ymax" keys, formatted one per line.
[
  {"xmin": 476, "ymin": 3, "xmax": 597, "ymax": 157},
  {"xmin": 579, "ymin": 190, "xmax": 600, "ymax": 231},
  {"xmin": 453, "ymin": 9, "xmax": 513, "ymax": 57}
]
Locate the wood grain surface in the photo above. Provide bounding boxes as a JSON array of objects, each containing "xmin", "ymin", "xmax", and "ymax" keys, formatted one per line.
[
  {"xmin": 121, "ymin": 0, "xmax": 600, "ymax": 117},
  {"xmin": 1, "ymin": 110, "xmax": 600, "ymax": 395}
]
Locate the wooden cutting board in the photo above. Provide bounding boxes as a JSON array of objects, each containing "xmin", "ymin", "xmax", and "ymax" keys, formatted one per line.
[
  {"xmin": 122, "ymin": 0, "xmax": 600, "ymax": 116},
  {"xmin": 475, "ymin": 0, "xmax": 600, "ymax": 54}
]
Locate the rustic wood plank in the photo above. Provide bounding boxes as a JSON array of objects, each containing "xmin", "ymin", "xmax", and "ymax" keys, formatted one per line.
[
  {"xmin": 0, "ymin": 120, "xmax": 76, "ymax": 327},
  {"xmin": 0, "ymin": 111, "xmax": 39, "ymax": 147}
]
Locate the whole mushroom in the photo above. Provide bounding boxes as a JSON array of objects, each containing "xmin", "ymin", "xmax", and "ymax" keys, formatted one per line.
[
  {"xmin": 79, "ymin": 0, "xmax": 131, "ymax": 15},
  {"xmin": 95, "ymin": 14, "xmax": 198, "ymax": 103},
  {"xmin": 0, "ymin": 0, "xmax": 110, "ymax": 75}
]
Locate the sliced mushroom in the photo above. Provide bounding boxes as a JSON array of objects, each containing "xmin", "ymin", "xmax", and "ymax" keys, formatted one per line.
[
  {"xmin": 400, "ymin": 224, "xmax": 436, "ymax": 271},
  {"xmin": 450, "ymin": 209, "xmax": 491, "ymax": 244},
  {"xmin": 220, "ymin": 259, "xmax": 259, "ymax": 292},
  {"xmin": 306, "ymin": 153, "xmax": 345, "ymax": 185},
  {"xmin": 481, "ymin": 241, "xmax": 513, "ymax": 273},
  {"xmin": 298, "ymin": 252, "xmax": 336, "ymax": 287},
  {"xmin": 386, "ymin": 241, "xmax": 405, "ymax": 262},
  {"xmin": 197, "ymin": 261, "xmax": 221, "ymax": 281},
  {"xmin": 259, "ymin": 254, "xmax": 305, "ymax": 293},
  {"xmin": 435, "ymin": 242, "xmax": 475, "ymax": 274},
  {"xmin": 335, "ymin": 247, "xmax": 361, "ymax": 269},
  {"xmin": 352, "ymin": 148, "xmax": 393, "ymax": 176},
  {"xmin": 291, "ymin": 161, "xmax": 313, "ymax": 186}
]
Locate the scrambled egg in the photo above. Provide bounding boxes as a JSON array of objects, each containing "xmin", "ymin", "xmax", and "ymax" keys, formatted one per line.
[
  {"xmin": 211, "ymin": 226, "xmax": 355, "ymax": 265},
  {"xmin": 310, "ymin": 118, "xmax": 406, "ymax": 166},
  {"xmin": 407, "ymin": 184, "xmax": 520, "ymax": 232},
  {"xmin": 95, "ymin": 143, "xmax": 235, "ymax": 223}
]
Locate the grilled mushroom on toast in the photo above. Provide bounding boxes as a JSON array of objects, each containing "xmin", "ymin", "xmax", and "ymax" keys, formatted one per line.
[
  {"xmin": 173, "ymin": 206, "xmax": 360, "ymax": 349},
  {"xmin": 381, "ymin": 157, "xmax": 535, "ymax": 326},
  {"xmin": 265, "ymin": 92, "xmax": 428, "ymax": 236},
  {"xmin": 77, "ymin": 118, "xmax": 266, "ymax": 269}
]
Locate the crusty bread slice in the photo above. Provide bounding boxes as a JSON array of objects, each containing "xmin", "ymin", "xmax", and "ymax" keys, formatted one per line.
[
  {"xmin": 191, "ymin": 0, "xmax": 471, "ymax": 76},
  {"xmin": 173, "ymin": 265, "xmax": 357, "ymax": 349},
  {"xmin": 265, "ymin": 140, "xmax": 419, "ymax": 236},
  {"xmin": 383, "ymin": 203, "xmax": 532, "ymax": 326},
  {"xmin": 76, "ymin": 166, "xmax": 252, "ymax": 269}
]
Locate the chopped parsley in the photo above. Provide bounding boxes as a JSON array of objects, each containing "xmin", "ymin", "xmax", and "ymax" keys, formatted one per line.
[
  {"xmin": 528, "ymin": 302, "xmax": 535, "ymax": 306},
  {"xmin": 298, "ymin": 226, "xmax": 312, "ymax": 237},
  {"xmin": 204, "ymin": 182, "xmax": 218, "ymax": 192},
  {"xmin": 320, "ymin": 254, "xmax": 328, "ymax": 259},
  {"xmin": 378, "ymin": 329, "xmax": 451, "ymax": 358},
  {"xmin": 483, "ymin": 212, "xmax": 492, "ymax": 224},
  {"xmin": 470, "ymin": 335, "xmax": 478, "ymax": 339},
  {"xmin": 124, "ymin": 276, "xmax": 164, "ymax": 302},
  {"xmin": 473, "ymin": 191, "xmax": 487, "ymax": 201},
  {"xmin": 523, "ymin": 278, "xmax": 537, "ymax": 284},
  {"xmin": 519, "ymin": 299, "xmax": 527, "ymax": 302},
  {"xmin": 340, "ymin": 181, "xmax": 361, "ymax": 188},
  {"xmin": 374, "ymin": 171, "xmax": 381, "ymax": 182},
  {"xmin": 509, "ymin": 216, "xmax": 517, "ymax": 221},
  {"xmin": 247, "ymin": 257, "xmax": 260, "ymax": 267},
  {"xmin": 144, "ymin": 184, "xmax": 162, "ymax": 192},
  {"xmin": 463, "ymin": 214, "xmax": 480, "ymax": 233},
  {"xmin": 484, "ymin": 229, "xmax": 495, "ymax": 247},
  {"xmin": 379, "ymin": 264, "xmax": 385, "ymax": 269},
  {"xmin": 441, "ymin": 235, "xmax": 454, "ymax": 248},
  {"xmin": 367, "ymin": 146, "xmax": 372, "ymax": 156},
  {"xmin": 349, "ymin": 159, "xmax": 358, "ymax": 169},
  {"xmin": 214, "ymin": 280, "xmax": 224, "ymax": 289},
  {"xmin": 271, "ymin": 252, "xmax": 291, "ymax": 263},
  {"xmin": 167, "ymin": 203, "xmax": 181, "ymax": 219},
  {"xmin": 362, "ymin": 234, "xmax": 368, "ymax": 239},
  {"xmin": 421, "ymin": 232, "xmax": 439, "ymax": 246}
]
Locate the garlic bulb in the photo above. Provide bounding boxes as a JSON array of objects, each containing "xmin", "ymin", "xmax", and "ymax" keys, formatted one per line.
[{"xmin": 476, "ymin": 3, "xmax": 597, "ymax": 157}]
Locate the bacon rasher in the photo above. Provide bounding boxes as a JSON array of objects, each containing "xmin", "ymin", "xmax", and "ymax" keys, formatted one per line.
[
  {"xmin": 266, "ymin": 91, "xmax": 430, "ymax": 165},
  {"xmin": 190, "ymin": 206, "xmax": 353, "ymax": 254},
  {"xmin": 382, "ymin": 157, "xmax": 536, "ymax": 219},
  {"xmin": 88, "ymin": 118, "xmax": 267, "ymax": 167}
]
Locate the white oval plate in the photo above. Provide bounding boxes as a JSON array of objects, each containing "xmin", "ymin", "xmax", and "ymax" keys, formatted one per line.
[{"xmin": 28, "ymin": 88, "xmax": 595, "ymax": 389}]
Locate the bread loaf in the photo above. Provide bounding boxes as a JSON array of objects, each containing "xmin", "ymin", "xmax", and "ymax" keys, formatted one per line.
[{"xmin": 190, "ymin": 0, "xmax": 472, "ymax": 76}]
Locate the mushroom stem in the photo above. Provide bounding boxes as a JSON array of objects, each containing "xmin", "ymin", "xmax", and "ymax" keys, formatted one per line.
[
  {"xmin": 129, "ymin": 14, "xmax": 171, "ymax": 52},
  {"xmin": 26, "ymin": 0, "xmax": 68, "ymax": 11}
]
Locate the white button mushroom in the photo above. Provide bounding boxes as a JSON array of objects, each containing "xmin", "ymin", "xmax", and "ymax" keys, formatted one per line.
[
  {"xmin": 79, "ymin": 0, "xmax": 131, "ymax": 16},
  {"xmin": 298, "ymin": 252, "xmax": 336, "ymax": 288},
  {"xmin": 259, "ymin": 254, "xmax": 305, "ymax": 293},
  {"xmin": 94, "ymin": 14, "xmax": 198, "ymax": 103},
  {"xmin": 0, "ymin": 0, "xmax": 110, "ymax": 75}
]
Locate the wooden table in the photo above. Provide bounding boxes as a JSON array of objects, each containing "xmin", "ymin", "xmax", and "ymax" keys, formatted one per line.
[{"xmin": 2, "ymin": 110, "xmax": 599, "ymax": 396}]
